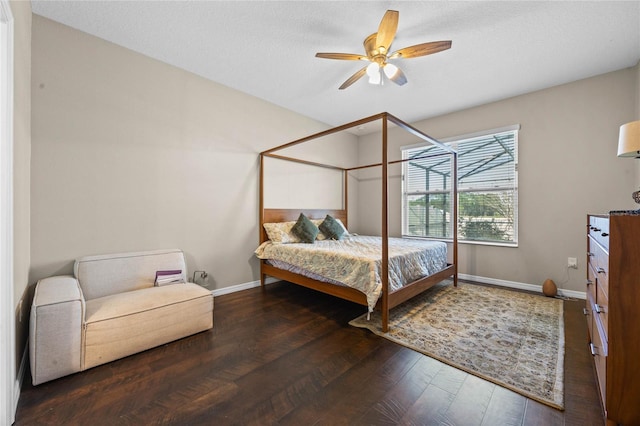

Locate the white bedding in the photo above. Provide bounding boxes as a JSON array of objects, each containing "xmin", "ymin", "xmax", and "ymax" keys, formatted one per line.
[{"xmin": 255, "ymin": 235, "xmax": 447, "ymax": 311}]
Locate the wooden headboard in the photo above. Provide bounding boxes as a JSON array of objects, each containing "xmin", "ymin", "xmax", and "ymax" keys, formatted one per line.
[{"xmin": 260, "ymin": 208, "xmax": 348, "ymax": 243}]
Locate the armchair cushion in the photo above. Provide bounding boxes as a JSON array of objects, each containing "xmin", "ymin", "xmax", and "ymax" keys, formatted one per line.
[{"xmin": 83, "ymin": 283, "xmax": 212, "ymax": 370}]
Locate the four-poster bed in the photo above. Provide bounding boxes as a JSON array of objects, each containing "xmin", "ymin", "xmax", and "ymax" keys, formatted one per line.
[{"xmin": 258, "ymin": 112, "xmax": 458, "ymax": 332}]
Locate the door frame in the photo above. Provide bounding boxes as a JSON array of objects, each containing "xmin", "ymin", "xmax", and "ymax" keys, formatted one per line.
[{"xmin": 0, "ymin": 0, "xmax": 16, "ymax": 423}]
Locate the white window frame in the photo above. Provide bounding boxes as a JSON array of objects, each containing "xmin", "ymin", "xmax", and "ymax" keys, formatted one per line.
[{"xmin": 402, "ymin": 125, "xmax": 519, "ymax": 247}]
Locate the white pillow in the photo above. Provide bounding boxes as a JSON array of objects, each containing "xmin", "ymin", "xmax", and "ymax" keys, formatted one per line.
[
  {"xmin": 263, "ymin": 221, "xmax": 299, "ymax": 243},
  {"xmin": 263, "ymin": 219, "xmax": 337, "ymax": 243}
]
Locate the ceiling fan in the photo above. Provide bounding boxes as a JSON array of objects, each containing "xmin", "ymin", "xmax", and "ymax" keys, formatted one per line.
[{"xmin": 316, "ymin": 10, "xmax": 452, "ymax": 90}]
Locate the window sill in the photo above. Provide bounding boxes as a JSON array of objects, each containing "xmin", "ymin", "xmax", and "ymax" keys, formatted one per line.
[{"xmin": 402, "ymin": 235, "xmax": 518, "ymax": 248}]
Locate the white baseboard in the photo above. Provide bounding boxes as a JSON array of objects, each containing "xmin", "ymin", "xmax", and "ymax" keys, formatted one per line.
[
  {"xmin": 459, "ymin": 273, "xmax": 586, "ymax": 300},
  {"xmin": 211, "ymin": 277, "xmax": 279, "ymax": 297},
  {"xmin": 211, "ymin": 274, "xmax": 586, "ymax": 301},
  {"xmin": 13, "ymin": 342, "xmax": 27, "ymax": 418}
]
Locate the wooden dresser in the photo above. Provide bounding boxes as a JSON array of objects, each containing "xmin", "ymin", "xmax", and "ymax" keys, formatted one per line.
[{"xmin": 586, "ymin": 213, "xmax": 640, "ymax": 425}]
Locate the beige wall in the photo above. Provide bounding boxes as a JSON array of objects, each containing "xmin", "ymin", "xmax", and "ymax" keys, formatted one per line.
[
  {"xmin": 263, "ymin": 131, "xmax": 358, "ymax": 211},
  {"xmin": 11, "ymin": 0, "xmax": 31, "ymax": 372},
  {"xmin": 30, "ymin": 16, "xmax": 357, "ymax": 290},
  {"xmin": 636, "ymin": 62, "xmax": 640, "ymax": 115},
  {"xmin": 355, "ymin": 67, "xmax": 638, "ymax": 293}
]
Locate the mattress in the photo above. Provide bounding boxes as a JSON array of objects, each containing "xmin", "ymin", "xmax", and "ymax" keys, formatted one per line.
[{"xmin": 255, "ymin": 235, "xmax": 447, "ymax": 311}]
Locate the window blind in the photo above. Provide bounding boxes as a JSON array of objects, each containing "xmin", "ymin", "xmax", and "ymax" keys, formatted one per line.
[{"xmin": 402, "ymin": 128, "xmax": 518, "ymax": 244}]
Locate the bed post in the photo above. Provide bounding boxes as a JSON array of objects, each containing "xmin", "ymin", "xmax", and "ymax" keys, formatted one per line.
[
  {"xmin": 344, "ymin": 169, "xmax": 348, "ymax": 229},
  {"xmin": 452, "ymin": 151, "xmax": 458, "ymax": 287},
  {"xmin": 381, "ymin": 114, "xmax": 390, "ymax": 333},
  {"xmin": 259, "ymin": 153, "xmax": 266, "ymax": 287}
]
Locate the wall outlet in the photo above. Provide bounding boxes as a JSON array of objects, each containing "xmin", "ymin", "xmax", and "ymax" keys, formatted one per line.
[
  {"xmin": 193, "ymin": 270, "xmax": 210, "ymax": 288},
  {"xmin": 568, "ymin": 257, "xmax": 578, "ymax": 269}
]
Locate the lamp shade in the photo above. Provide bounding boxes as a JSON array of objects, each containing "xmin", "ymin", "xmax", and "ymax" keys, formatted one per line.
[
  {"xmin": 366, "ymin": 62, "xmax": 381, "ymax": 85},
  {"xmin": 617, "ymin": 120, "xmax": 640, "ymax": 157},
  {"xmin": 383, "ymin": 63, "xmax": 399, "ymax": 79}
]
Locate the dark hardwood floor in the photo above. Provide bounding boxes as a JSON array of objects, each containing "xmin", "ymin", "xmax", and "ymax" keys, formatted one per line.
[{"xmin": 15, "ymin": 281, "xmax": 604, "ymax": 425}]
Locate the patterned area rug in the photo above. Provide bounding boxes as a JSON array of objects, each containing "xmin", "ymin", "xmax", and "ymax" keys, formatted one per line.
[{"xmin": 349, "ymin": 281, "xmax": 564, "ymax": 410}]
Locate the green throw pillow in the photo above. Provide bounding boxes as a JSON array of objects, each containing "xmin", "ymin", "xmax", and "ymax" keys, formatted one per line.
[
  {"xmin": 319, "ymin": 215, "xmax": 345, "ymax": 240},
  {"xmin": 291, "ymin": 213, "xmax": 319, "ymax": 243}
]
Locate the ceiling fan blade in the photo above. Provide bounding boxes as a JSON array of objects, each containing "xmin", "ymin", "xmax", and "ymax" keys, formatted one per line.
[
  {"xmin": 316, "ymin": 52, "xmax": 367, "ymax": 61},
  {"xmin": 385, "ymin": 65, "xmax": 407, "ymax": 86},
  {"xmin": 339, "ymin": 66, "xmax": 368, "ymax": 90},
  {"xmin": 375, "ymin": 10, "xmax": 399, "ymax": 54},
  {"xmin": 389, "ymin": 40, "xmax": 452, "ymax": 59}
]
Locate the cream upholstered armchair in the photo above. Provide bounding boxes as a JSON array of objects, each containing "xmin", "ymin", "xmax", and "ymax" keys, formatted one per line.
[{"xmin": 29, "ymin": 249, "xmax": 213, "ymax": 385}]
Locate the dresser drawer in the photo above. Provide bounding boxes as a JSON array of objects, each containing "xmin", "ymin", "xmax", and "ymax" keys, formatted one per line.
[
  {"xmin": 586, "ymin": 262, "xmax": 596, "ymax": 326},
  {"xmin": 587, "ymin": 235, "xmax": 597, "ymax": 269},
  {"xmin": 585, "ymin": 286, "xmax": 595, "ymax": 339},
  {"xmin": 589, "ymin": 216, "xmax": 610, "ymax": 251},
  {"xmin": 591, "ymin": 241, "xmax": 609, "ymax": 299},
  {"xmin": 595, "ymin": 281, "xmax": 609, "ymax": 341},
  {"xmin": 590, "ymin": 315, "xmax": 608, "ymax": 406}
]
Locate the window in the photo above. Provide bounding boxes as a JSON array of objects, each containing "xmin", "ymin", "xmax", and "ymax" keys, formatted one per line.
[{"xmin": 402, "ymin": 126, "xmax": 518, "ymax": 245}]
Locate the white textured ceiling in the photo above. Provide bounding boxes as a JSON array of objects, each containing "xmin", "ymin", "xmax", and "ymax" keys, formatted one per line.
[{"xmin": 31, "ymin": 1, "xmax": 640, "ymax": 128}]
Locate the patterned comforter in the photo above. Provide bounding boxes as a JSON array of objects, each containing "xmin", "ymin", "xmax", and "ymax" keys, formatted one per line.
[{"xmin": 255, "ymin": 235, "xmax": 447, "ymax": 311}]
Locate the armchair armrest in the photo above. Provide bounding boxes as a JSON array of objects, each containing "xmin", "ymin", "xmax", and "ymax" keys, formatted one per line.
[{"xmin": 29, "ymin": 275, "xmax": 85, "ymax": 385}]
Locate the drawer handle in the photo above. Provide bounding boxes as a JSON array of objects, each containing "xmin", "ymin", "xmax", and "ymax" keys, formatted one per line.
[
  {"xmin": 596, "ymin": 267, "xmax": 606, "ymax": 274},
  {"xmin": 590, "ymin": 343, "xmax": 598, "ymax": 356},
  {"xmin": 592, "ymin": 227, "xmax": 601, "ymax": 232},
  {"xmin": 601, "ymin": 232, "xmax": 609, "ymax": 237},
  {"xmin": 587, "ymin": 252, "xmax": 594, "ymax": 257},
  {"xmin": 583, "ymin": 308, "xmax": 589, "ymax": 316},
  {"xmin": 586, "ymin": 279, "xmax": 594, "ymax": 286},
  {"xmin": 594, "ymin": 304, "xmax": 604, "ymax": 314}
]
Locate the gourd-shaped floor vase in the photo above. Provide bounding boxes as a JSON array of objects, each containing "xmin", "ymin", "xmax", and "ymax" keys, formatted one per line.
[{"xmin": 542, "ymin": 278, "xmax": 557, "ymax": 297}]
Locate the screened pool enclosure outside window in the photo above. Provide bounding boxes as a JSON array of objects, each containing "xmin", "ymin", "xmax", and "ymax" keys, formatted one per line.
[{"xmin": 402, "ymin": 126, "xmax": 518, "ymax": 245}]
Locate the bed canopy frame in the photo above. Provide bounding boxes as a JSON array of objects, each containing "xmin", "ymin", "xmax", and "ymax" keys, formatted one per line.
[{"xmin": 259, "ymin": 112, "xmax": 458, "ymax": 332}]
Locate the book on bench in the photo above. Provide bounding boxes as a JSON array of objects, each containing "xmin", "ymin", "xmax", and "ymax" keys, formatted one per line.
[{"xmin": 154, "ymin": 269, "xmax": 184, "ymax": 286}]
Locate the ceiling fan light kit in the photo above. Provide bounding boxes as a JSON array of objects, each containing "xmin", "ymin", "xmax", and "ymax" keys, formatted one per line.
[
  {"xmin": 364, "ymin": 62, "xmax": 401, "ymax": 86},
  {"xmin": 366, "ymin": 62, "xmax": 382, "ymax": 84},
  {"xmin": 316, "ymin": 10, "xmax": 452, "ymax": 90}
]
